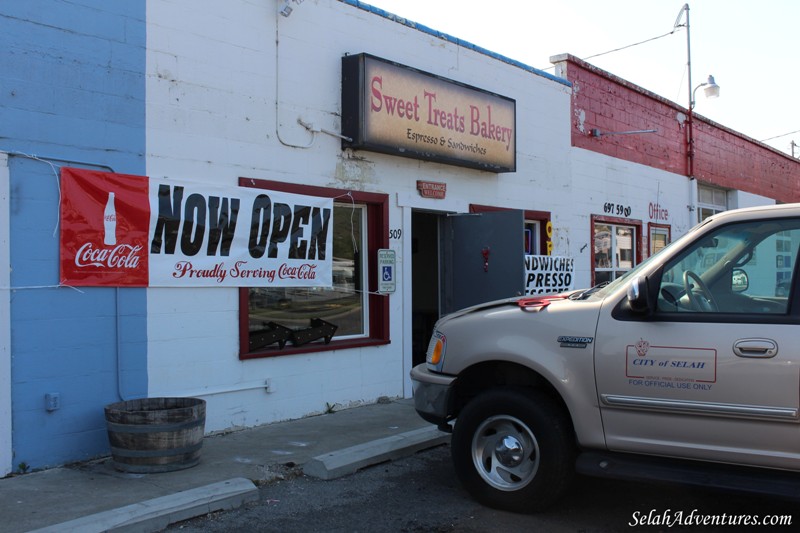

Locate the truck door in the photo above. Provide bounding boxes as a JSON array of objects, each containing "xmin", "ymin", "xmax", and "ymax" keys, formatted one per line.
[{"xmin": 594, "ymin": 216, "xmax": 800, "ymax": 470}]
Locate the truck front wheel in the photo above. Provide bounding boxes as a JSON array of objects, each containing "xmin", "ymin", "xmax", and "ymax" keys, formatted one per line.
[{"xmin": 451, "ymin": 388, "xmax": 575, "ymax": 513}]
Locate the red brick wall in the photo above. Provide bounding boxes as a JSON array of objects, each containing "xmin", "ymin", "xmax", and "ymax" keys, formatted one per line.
[{"xmin": 553, "ymin": 55, "xmax": 800, "ymax": 203}]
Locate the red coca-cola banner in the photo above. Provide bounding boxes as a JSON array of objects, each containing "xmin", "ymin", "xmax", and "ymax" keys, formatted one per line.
[
  {"xmin": 60, "ymin": 168, "xmax": 333, "ymax": 288},
  {"xmin": 60, "ymin": 168, "xmax": 150, "ymax": 286}
]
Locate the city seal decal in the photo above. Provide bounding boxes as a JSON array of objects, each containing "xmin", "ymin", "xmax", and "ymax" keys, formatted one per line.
[
  {"xmin": 635, "ymin": 338, "xmax": 650, "ymax": 357},
  {"xmin": 557, "ymin": 336, "xmax": 594, "ymax": 348}
]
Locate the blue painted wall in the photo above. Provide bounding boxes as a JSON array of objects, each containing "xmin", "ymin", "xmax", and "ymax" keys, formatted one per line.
[{"xmin": 1, "ymin": 1, "xmax": 147, "ymax": 468}]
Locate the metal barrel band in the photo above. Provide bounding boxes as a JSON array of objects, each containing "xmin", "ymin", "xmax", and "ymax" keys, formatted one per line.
[
  {"xmin": 105, "ymin": 417, "xmax": 204, "ymax": 433},
  {"xmin": 110, "ymin": 442, "xmax": 203, "ymax": 458}
]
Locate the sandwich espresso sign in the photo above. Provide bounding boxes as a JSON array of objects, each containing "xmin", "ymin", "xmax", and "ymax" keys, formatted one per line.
[{"xmin": 59, "ymin": 168, "xmax": 333, "ymax": 288}]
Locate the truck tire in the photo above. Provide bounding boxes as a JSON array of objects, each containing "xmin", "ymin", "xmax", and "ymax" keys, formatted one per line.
[{"xmin": 451, "ymin": 387, "xmax": 575, "ymax": 513}]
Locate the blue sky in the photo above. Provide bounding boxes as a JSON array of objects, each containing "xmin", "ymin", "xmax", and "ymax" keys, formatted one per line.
[{"xmin": 366, "ymin": 0, "xmax": 800, "ymax": 157}]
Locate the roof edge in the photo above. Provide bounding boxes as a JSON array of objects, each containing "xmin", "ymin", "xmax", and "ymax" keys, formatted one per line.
[
  {"xmin": 340, "ymin": 0, "xmax": 570, "ymax": 87},
  {"xmin": 550, "ymin": 54, "xmax": 800, "ymax": 164}
]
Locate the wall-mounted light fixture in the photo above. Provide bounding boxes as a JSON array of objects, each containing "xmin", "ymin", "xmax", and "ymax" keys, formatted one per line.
[
  {"xmin": 691, "ymin": 75, "xmax": 720, "ymax": 109},
  {"xmin": 591, "ymin": 128, "xmax": 658, "ymax": 138}
]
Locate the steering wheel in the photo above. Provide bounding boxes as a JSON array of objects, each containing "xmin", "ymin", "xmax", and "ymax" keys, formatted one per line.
[{"xmin": 683, "ymin": 270, "xmax": 718, "ymax": 312}]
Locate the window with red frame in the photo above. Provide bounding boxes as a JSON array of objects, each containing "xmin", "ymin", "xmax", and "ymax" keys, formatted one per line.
[
  {"xmin": 470, "ymin": 204, "xmax": 551, "ymax": 255},
  {"xmin": 649, "ymin": 223, "xmax": 671, "ymax": 257},
  {"xmin": 593, "ymin": 217, "xmax": 642, "ymax": 285},
  {"xmin": 238, "ymin": 179, "xmax": 389, "ymax": 359}
]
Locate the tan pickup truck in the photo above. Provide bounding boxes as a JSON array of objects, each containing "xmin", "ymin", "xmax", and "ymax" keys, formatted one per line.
[{"xmin": 411, "ymin": 203, "xmax": 800, "ymax": 512}]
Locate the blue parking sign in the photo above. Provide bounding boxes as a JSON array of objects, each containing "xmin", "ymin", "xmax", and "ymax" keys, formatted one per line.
[{"xmin": 377, "ymin": 249, "xmax": 396, "ymax": 293}]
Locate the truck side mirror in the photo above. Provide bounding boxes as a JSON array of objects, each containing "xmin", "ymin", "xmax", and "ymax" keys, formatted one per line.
[
  {"xmin": 731, "ymin": 268, "xmax": 749, "ymax": 293},
  {"xmin": 626, "ymin": 275, "xmax": 652, "ymax": 314}
]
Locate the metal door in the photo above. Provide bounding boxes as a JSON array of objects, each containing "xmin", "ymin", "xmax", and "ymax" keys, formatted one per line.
[{"xmin": 440, "ymin": 210, "xmax": 524, "ymax": 315}]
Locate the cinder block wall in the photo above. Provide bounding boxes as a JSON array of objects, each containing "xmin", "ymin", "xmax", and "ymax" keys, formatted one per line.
[{"xmin": 554, "ymin": 54, "xmax": 800, "ymax": 203}]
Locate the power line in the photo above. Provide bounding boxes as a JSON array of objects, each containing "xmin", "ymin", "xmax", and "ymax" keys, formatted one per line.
[
  {"xmin": 540, "ymin": 28, "xmax": 678, "ymax": 71},
  {"xmin": 761, "ymin": 130, "xmax": 800, "ymax": 142},
  {"xmin": 581, "ymin": 30, "xmax": 677, "ymax": 62}
]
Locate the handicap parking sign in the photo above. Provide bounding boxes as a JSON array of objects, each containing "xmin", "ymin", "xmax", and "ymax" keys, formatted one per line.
[{"xmin": 377, "ymin": 249, "xmax": 396, "ymax": 293}]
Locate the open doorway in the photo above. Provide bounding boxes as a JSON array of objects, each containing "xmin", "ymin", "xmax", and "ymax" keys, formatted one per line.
[
  {"xmin": 411, "ymin": 211, "xmax": 440, "ymax": 367},
  {"xmin": 410, "ymin": 208, "xmax": 525, "ymax": 367}
]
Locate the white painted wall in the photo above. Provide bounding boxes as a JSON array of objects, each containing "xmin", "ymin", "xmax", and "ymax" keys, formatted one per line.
[
  {"xmin": 142, "ymin": 0, "xmax": 779, "ymax": 435},
  {"xmin": 146, "ymin": 0, "xmax": 734, "ymax": 436},
  {"xmin": 0, "ymin": 153, "xmax": 11, "ymax": 476},
  {"xmin": 729, "ymin": 189, "xmax": 776, "ymax": 210},
  {"xmin": 144, "ymin": 0, "xmax": 572, "ymax": 432},
  {"xmin": 555, "ymin": 147, "xmax": 698, "ymax": 286}
]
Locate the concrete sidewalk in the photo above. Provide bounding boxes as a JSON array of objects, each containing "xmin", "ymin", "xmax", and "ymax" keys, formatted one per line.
[{"xmin": 0, "ymin": 398, "xmax": 449, "ymax": 533}]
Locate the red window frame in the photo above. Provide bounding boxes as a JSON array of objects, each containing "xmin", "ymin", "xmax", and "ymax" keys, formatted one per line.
[
  {"xmin": 238, "ymin": 178, "xmax": 390, "ymax": 360},
  {"xmin": 647, "ymin": 222, "xmax": 672, "ymax": 257},
  {"xmin": 590, "ymin": 214, "xmax": 643, "ymax": 287},
  {"xmin": 469, "ymin": 204, "xmax": 551, "ymax": 255}
]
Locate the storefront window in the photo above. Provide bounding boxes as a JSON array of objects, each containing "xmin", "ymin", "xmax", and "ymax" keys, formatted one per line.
[
  {"xmin": 698, "ymin": 185, "xmax": 728, "ymax": 222},
  {"xmin": 524, "ymin": 220, "xmax": 540, "ymax": 254},
  {"xmin": 649, "ymin": 224, "xmax": 671, "ymax": 256},
  {"xmin": 594, "ymin": 221, "xmax": 638, "ymax": 285},
  {"xmin": 239, "ymin": 180, "xmax": 389, "ymax": 359},
  {"xmin": 248, "ymin": 204, "xmax": 366, "ymax": 342}
]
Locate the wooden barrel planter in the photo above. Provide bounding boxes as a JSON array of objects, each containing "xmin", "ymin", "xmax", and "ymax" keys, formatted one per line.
[{"xmin": 104, "ymin": 397, "xmax": 206, "ymax": 473}]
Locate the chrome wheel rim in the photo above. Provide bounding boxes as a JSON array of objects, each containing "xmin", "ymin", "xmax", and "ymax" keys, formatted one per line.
[{"xmin": 471, "ymin": 414, "xmax": 539, "ymax": 491}]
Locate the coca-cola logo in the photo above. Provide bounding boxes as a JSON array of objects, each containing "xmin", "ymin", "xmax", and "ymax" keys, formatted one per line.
[
  {"xmin": 278, "ymin": 263, "xmax": 317, "ymax": 280},
  {"xmin": 74, "ymin": 243, "xmax": 143, "ymax": 269}
]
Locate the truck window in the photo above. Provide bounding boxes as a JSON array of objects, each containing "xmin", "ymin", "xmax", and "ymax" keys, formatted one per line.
[{"xmin": 656, "ymin": 219, "xmax": 800, "ymax": 314}]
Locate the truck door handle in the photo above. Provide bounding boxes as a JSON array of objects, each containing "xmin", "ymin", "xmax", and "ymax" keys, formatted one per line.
[{"xmin": 733, "ymin": 339, "xmax": 778, "ymax": 358}]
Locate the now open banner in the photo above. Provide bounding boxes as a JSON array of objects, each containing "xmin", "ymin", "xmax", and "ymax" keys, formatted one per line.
[{"xmin": 59, "ymin": 168, "xmax": 333, "ymax": 288}]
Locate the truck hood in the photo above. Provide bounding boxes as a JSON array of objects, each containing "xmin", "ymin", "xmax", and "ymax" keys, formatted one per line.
[
  {"xmin": 437, "ymin": 293, "xmax": 578, "ymax": 324},
  {"xmin": 435, "ymin": 293, "xmax": 604, "ymax": 375}
]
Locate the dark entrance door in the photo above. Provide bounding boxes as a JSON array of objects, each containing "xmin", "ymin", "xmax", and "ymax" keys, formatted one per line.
[
  {"xmin": 411, "ymin": 209, "xmax": 524, "ymax": 366},
  {"xmin": 440, "ymin": 210, "xmax": 525, "ymax": 315}
]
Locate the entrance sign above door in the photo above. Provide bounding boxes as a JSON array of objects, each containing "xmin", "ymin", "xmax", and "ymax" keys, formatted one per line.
[
  {"xmin": 417, "ymin": 180, "xmax": 447, "ymax": 199},
  {"xmin": 342, "ymin": 53, "xmax": 516, "ymax": 172}
]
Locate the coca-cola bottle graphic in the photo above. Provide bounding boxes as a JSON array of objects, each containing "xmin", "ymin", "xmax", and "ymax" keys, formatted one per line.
[{"xmin": 103, "ymin": 192, "xmax": 117, "ymax": 246}]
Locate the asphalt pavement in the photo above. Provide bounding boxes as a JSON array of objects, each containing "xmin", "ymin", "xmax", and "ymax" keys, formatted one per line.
[{"xmin": 0, "ymin": 398, "xmax": 449, "ymax": 533}]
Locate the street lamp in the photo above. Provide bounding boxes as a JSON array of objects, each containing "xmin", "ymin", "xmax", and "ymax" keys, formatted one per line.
[
  {"xmin": 675, "ymin": 4, "xmax": 720, "ymax": 179},
  {"xmin": 691, "ymin": 75, "xmax": 720, "ymax": 109}
]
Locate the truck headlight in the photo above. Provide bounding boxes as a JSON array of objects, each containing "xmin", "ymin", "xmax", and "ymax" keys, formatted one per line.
[{"xmin": 426, "ymin": 330, "xmax": 446, "ymax": 371}]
